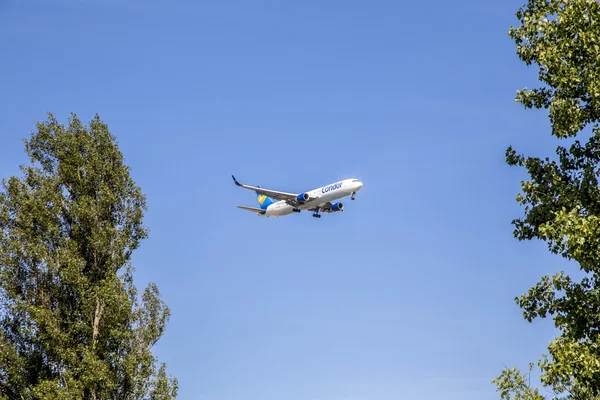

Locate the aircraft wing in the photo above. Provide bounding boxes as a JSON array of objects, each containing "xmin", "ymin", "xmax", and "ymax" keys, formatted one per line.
[
  {"xmin": 320, "ymin": 202, "xmax": 333, "ymax": 212},
  {"xmin": 308, "ymin": 202, "xmax": 332, "ymax": 213},
  {"xmin": 232, "ymin": 175, "xmax": 308, "ymax": 203},
  {"xmin": 308, "ymin": 201, "xmax": 343, "ymax": 213}
]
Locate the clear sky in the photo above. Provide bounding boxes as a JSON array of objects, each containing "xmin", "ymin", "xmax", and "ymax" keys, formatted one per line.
[{"xmin": 0, "ymin": 0, "xmax": 573, "ymax": 399}]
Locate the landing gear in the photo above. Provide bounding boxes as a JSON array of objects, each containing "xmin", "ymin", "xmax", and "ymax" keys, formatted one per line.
[
  {"xmin": 351, "ymin": 192, "xmax": 357, "ymax": 200},
  {"xmin": 312, "ymin": 213, "xmax": 321, "ymax": 218},
  {"xmin": 292, "ymin": 208, "xmax": 300, "ymax": 213}
]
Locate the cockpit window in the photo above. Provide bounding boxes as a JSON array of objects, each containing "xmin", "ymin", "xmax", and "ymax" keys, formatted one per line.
[{"xmin": 351, "ymin": 179, "xmax": 359, "ymax": 182}]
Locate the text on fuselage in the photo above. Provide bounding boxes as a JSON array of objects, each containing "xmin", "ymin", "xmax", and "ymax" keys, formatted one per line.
[{"xmin": 322, "ymin": 182, "xmax": 343, "ymax": 193}]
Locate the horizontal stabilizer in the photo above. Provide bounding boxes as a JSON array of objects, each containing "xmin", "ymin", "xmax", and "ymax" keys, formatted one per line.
[{"xmin": 237, "ymin": 205, "xmax": 265, "ymax": 214}]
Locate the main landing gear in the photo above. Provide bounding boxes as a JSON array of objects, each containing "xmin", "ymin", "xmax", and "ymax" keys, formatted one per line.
[
  {"xmin": 351, "ymin": 192, "xmax": 357, "ymax": 200},
  {"xmin": 292, "ymin": 208, "xmax": 300, "ymax": 213},
  {"xmin": 312, "ymin": 213, "xmax": 321, "ymax": 218}
]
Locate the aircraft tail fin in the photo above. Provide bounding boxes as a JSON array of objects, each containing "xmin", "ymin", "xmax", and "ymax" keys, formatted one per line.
[{"xmin": 255, "ymin": 186, "xmax": 274, "ymax": 209}]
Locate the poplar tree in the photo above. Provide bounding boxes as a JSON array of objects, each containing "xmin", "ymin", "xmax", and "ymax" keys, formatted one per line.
[{"xmin": 0, "ymin": 113, "xmax": 178, "ymax": 399}]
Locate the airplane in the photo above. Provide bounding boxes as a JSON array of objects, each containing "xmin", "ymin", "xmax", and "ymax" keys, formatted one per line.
[{"xmin": 232, "ymin": 175, "xmax": 363, "ymax": 218}]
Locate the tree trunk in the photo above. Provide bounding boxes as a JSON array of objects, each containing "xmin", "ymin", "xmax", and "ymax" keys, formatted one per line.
[{"xmin": 93, "ymin": 297, "xmax": 104, "ymax": 348}]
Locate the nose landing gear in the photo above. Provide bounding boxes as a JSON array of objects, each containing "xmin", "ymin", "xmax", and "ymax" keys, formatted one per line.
[{"xmin": 351, "ymin": 192, "xmax": 357, "ymax": 200}]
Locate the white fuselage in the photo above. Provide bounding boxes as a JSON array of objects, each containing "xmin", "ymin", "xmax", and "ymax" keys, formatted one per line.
[{"xmin": 261, "ymin": 178, "xmax": 363, "ymax": 217}]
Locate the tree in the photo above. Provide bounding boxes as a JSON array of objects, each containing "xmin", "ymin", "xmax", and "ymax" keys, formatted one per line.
[
  {"xmin": 494, "ymin": 0, "xmax": 600, "ymax": 398},
  {"xmin": 0, "ymin": 113, "xmax": 178, "ymax": 399}
]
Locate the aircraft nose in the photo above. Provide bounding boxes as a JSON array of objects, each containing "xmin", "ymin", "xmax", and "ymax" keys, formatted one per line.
[{"xmin": 356, "ymin": 181, "xmax": 363, "ymax": 190}]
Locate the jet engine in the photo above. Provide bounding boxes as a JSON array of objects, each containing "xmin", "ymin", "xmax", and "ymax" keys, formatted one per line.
[
  {"xmin": 296, "ymin": 193, "xmax": 310, "ymax": 203},
  {"xmin": 332, "ymin": 202, "xmax": 344, "ymax": 212}
]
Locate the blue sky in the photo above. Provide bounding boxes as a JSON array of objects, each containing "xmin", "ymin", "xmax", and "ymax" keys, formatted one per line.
[{"xmin": 0, "ymin": 0, "xmax": 573, "ymax": 398}]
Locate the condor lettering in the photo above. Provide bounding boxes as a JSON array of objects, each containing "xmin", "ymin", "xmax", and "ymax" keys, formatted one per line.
[{"xmin": 322, "ymin": 182, "xmax": 342, "ymax": 193}]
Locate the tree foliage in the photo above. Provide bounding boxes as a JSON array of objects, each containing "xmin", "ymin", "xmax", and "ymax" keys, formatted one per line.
[
  {"xmin": 0, "ymin": 113, "xmax": 178, "ymax": 399},
  {"xmin": 495, "ymin": 0, "xmax": 600, "ymax": 398}
]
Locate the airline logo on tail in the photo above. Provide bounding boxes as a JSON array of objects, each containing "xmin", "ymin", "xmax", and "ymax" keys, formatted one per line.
[{"xmin": 257, "ymin": 192, "xmax": 274, "ymax": 209}]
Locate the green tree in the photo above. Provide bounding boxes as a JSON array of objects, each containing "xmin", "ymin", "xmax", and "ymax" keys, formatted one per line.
[
  {"xmin": 494, "ymin": 0, "xmax": 600, "ymax": 398},
  {"xmin": 0, "ymin": 113, "xmax": 178, "ymax": 399}
]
